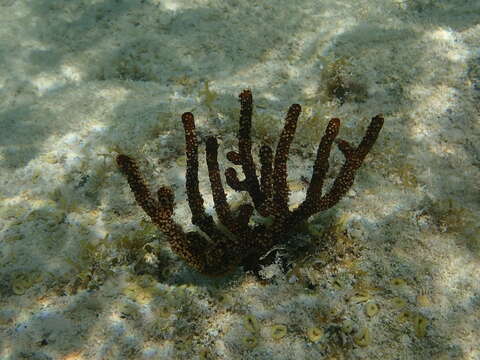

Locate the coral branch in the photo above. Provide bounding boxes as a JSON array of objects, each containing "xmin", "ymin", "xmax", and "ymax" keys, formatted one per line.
[
  {"xmin": 181, "ymin": 112, "xmax": 222, "ymax": 241},
  {"xmin": 205, "ymin": 137, "xmax": 237, "ymax": 234},
  {"xmin": 117, "ymin": 154, "xmax": 159, "ymax": 220},
  {"xmin": 318, "ymin": 114, "xmax": 384, "ymax": 211},
  {"xmin": 116, "ymin": 155, "xmax": 194, "ymax": 268},
  {"xmin": 259, "ymin": 145, "xmax": 274, "ymax": 214},
  {"xmin": 292, "ymin": 114, "xmax": 384, "ymax": 222},
  {"xmin": 229, "ymin": 90, "xmax": 265, "ymax": 210},
  {"xmin": 272, "ymin": 103, "xmax": 301, "ymax": 215},
  {"xmin": 293, "ymin": 118, "xmax": 340, "ymax": 220}
]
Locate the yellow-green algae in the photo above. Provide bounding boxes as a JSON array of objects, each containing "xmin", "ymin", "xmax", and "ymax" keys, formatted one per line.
[
  {"xmin": 365, "ymin": 302, "xmax": 380, "ymax": 317},
  {"xmin": 270, "ymin": 324, "xmax": 288, "ymax": 340},
  {"xmin": 306, "ymin": 327, "xmax": 324, "ymax": 343},
  {"xmin": 353, "ymin": 327, "xmax": 371, "ymax": 347}
]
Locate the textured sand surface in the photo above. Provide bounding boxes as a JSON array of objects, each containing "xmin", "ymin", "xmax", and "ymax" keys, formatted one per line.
[{"xmin": 0, "ymin": 1, "xmax": 479, "ymax": 359}]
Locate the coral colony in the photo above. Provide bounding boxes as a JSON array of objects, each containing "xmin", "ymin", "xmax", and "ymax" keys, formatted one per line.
[{"xmin": 117, "ymin": 90, "xmax": 384, "ymax": 276}]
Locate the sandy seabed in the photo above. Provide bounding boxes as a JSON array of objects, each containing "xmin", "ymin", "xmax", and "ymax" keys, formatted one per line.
[{"xmin": 0, "ymin": 0, "xmax": 479, "ymax": 359}]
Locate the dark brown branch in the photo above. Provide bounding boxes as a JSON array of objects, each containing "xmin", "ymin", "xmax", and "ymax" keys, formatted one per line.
[
  {"xmin": 317, "ymin": 114, "xmax": 384, "ymax": 211},
  {"xmin": 226, "ymin": 151, "xmax": 242, "ymax": 165},
  {"xmin": 224, "ymin": 167, "xmax": 246, "ymax": 191},
  {"xmin": 259, "ymin": 145, "xmax": 274, "ymax": 215},
  {"xmin": 272, "ymin": 103, "xmax": 301, "ymax": 215},
  {"xmin": 117, "ymin": 154, "xmax": 159, "ymax": 220},
  {"xmin": 293, "ymin": 118, "xmax": 340, "ymax": 219},
  {"xmin": 231, "ymin": 90, "xmax": 265, "ymax": 210},
  {"xmin": 291, "ymin": 114, "xmax": 384, "ymax": 222},
  {"xmin": 181, "ymin": 112, "xmax": 219, "ymax": 239},
  {"xmin": 205, "ymin": 137, "xmax": 237, "ymax": 233},
  {"xmin": 116, "ymin": 155, "xmax": 194, "ymax": 268}
]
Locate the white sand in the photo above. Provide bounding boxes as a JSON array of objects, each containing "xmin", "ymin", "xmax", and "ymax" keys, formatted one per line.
[{"xmin": 0, "ymin": 0, "xmax": 479, "ymax": 359}]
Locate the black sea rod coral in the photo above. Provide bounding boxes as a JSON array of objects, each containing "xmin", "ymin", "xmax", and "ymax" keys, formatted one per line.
[{"xmin": 117, "ymin": 90, "xmax": 384, "ymax": 276}]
